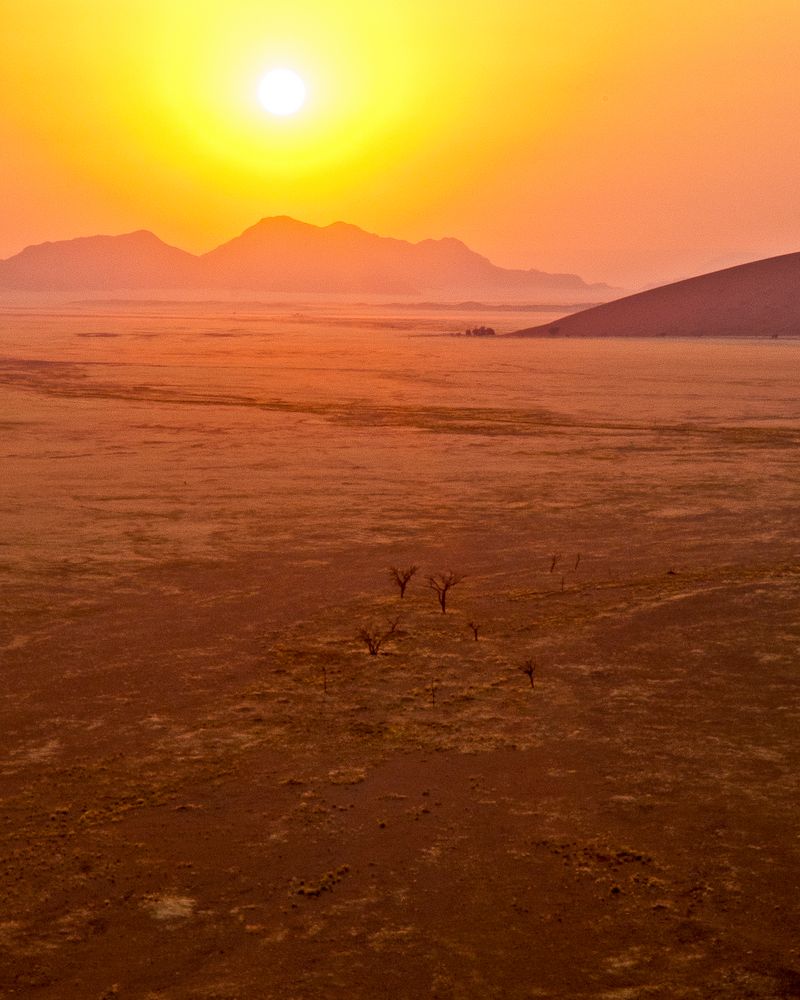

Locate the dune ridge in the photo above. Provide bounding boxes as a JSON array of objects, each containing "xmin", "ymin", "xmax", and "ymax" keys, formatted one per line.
[{"xmin": 508, "ymin": 251, "xmax": 800, "ymax": 338}]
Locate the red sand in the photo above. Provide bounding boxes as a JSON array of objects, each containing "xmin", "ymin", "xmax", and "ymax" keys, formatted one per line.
[{"xmin": 1, "ymin": 304, "xmax": 799, "ymax": 998}]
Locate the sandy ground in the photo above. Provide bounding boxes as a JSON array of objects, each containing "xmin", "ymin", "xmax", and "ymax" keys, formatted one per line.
[{"xmin": 1, "ymin": 302, "xmax": 799, "ymax": 999}]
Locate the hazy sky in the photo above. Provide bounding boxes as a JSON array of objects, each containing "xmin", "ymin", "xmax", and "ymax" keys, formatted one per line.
[{"xmin": 3, "ymin": 1, "xmax": 799, "ymax": 287}]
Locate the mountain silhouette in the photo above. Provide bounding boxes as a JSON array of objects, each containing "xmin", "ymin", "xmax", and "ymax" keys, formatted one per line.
[
  {"xmin": 509, "ymin": 252, "xmax": 800, "ymax": 338},
  {"xmin": 199, "ymin": 216, "xmax": 607, "ymax": 297},
  {"xmin": 0, "ymin": 230, "xmax": 197, "ymax": 291},
  {"xmin": 0, "ymin": 217, "xmax": 610, "ymax": 299}
]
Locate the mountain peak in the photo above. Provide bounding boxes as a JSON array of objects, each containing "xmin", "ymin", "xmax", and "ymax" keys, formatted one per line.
[
  {"xmin": 115, "ymin": 229, "xmax": 165, "ymax": 245},
  {"xmin": 325, "ymin": 220, "xmax": 370, "ymax": 236},
  {"xmin": 251, "ymin": 215, "xmax": 314, "ymax": 231}
]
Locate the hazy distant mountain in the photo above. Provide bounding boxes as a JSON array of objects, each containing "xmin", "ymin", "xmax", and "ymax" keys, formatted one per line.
[
  {"xmin": 199, "ymin": 216, "xmax": 610, "ymax": 299},
  {"xmin": 509, "ymin": 252, "xmax": 800, "ymax": 338},
  {"xmin": 0, "ymin": 231, "xmax": 198, "ymax": 291},
  {"xmin": 0, "ymin": 217, "xmax": 611, "ymax": 300}
]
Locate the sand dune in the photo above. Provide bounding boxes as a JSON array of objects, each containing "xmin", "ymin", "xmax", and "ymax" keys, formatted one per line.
[{"xmin": 509, "ymin": 251, "xmax": 800, "ymax": 338}]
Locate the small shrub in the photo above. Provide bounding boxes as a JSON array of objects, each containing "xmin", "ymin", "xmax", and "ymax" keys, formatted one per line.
[{"xmin": 357, "ymin": 619, "xmax": 400, "ymax": 656}]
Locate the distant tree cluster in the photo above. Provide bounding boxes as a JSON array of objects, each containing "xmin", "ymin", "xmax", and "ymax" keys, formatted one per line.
[
  {"xmin": 357, "ymin": 565, "xmax": 468, "ymax": 655},
  {"xmin": 464, "ymin": 326, "xmax": 496, "ymax": 337},
  {"xmin": 346, "ymin": 555, "xmax": 587, "ymax": 698},
  {"xmin": 386, "ymin": 565, "xmax": 465, "ymax": 613}
]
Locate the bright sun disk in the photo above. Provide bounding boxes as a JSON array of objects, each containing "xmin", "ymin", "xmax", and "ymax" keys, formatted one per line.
[{"xmin": 257, "ymin": 68, "xmax": 307, "ymax": 116}]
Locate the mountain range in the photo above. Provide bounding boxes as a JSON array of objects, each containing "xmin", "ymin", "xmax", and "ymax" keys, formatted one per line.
[
  {"xmin": 510, "ymin": 251, "xmax": 800, "ymax": 338},
  {"xmin": 0, "ymin": 217, "xmax": 611, "ymax": 300}
]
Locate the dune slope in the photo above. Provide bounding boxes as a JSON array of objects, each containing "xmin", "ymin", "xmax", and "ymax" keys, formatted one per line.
[{"xmin": 509, "ymin": 251, "xmax": 800, "ymax": 337}]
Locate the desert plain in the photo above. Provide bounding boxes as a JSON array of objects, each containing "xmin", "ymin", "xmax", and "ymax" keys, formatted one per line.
[{"xmin": 1, "ymin": 301, "xmax": 799, "ymax": 999}]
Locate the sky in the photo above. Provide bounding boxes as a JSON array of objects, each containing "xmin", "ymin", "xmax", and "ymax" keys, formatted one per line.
[{"xmin": 2, "ymin": 0, "xmax": 800, "ymax": 288}]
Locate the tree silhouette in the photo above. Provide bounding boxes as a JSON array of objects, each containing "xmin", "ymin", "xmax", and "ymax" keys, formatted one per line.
[
  {"xmin": 521, "ymin": 659, "xmax": 536, "ymax": 689},
  {"xmin": 389, "ymin": 564, "xmax": 419, "ymax": 598},
  {"xmin": 357, "ymin": 619, "xmax": 400, "ymax": 656},
  {"xmin": 427, "ymin": 571, "xmax": 464, "ymax": 613}
]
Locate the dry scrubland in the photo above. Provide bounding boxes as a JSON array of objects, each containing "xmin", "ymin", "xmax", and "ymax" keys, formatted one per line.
[{"xmin": 1, "ymin": 302, "xmax": 799, "ymax": 999}]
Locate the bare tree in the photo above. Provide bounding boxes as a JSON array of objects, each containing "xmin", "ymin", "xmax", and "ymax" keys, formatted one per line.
[
  {"xmin": 389, "ymin": 564, "xmax": 419, "ymax": 598},
  {"xmin": 357, "ymin": 619, "xmax": 400, "ymax": 656},
  {"xmin": 427, "ymin": 571, "xmax": 464, "ymax": 613},
  {"xmin": 550, "ymin": 553, "xmax": 560, "ymax": 573},
  {"xmin": 521, "ymin": 658, "xmax": 536, "ymax": 689},
  {"xmin": 467, "ymin": 621, "xmax": 480, "ymax": 641}
]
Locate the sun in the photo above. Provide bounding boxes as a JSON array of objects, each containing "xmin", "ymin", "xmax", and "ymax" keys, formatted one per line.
[{"xmin": 257, "ymin": 68, "xmax": 307, "ymax": 116}]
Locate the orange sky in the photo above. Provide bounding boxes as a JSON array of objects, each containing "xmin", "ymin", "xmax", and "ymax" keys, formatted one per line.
[{"xmin": 2, "ymin": 1, "xmax": 799, "ymax": 288}]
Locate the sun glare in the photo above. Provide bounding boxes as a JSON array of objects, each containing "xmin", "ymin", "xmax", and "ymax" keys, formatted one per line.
[{"xmin": 257, "ymin": 68, "xmax": 307, "ymax": 116}]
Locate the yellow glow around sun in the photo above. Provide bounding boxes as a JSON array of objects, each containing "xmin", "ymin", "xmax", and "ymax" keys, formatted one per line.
[
  {"xmin": 258, "ymin": 68, "xmax": 306, "ymax": 116},
  {"xmin": 1, "ymin": 0, "xmax": 627, "ymax": 256},
  {"xmin": 143, "ymin": 2, "xmax": 427, "ymax": 182}
]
